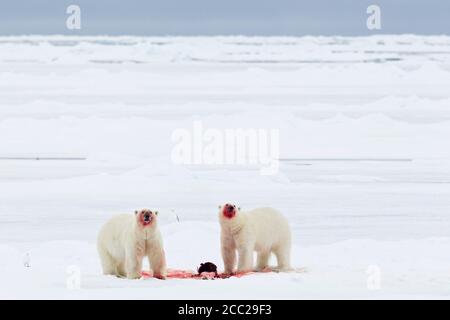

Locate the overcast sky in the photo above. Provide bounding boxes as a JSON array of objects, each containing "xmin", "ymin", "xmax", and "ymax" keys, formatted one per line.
[{"xmin": 0, "ymin": 0, "xmax": 448, "ymax": 36}]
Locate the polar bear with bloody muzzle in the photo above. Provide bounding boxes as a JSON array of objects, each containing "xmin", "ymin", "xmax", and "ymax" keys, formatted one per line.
[
  {"xmin": 97, "ymin": 209, "xmax": 167, "ymax": 279},
  {"xmin": 219, "ymin": 203, "xmax": 292, "ymax": 274}
]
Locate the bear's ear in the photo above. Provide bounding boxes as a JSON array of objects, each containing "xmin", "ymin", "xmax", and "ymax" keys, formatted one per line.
[
  {"xmin": 218, "ymin": 205, "xmax": 222, "ymax": 209},
  {"xmin": 238, "ymin": 207, "xmax": 241, "ymax": 211},
  {"xmin": 155, "ymin": 211, "xmax": 159, "ymax": 216},
  {"xmin": 134, "ymin": 210, "xmax": 138, "ymax": 215}
]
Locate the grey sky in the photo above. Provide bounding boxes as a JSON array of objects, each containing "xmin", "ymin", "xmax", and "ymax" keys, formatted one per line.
[{"xmin": 0, "ymin": 0, "xmax": 448, "ymax": 36}]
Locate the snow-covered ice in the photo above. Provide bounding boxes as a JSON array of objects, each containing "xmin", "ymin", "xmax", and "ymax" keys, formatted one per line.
[{"xmin": 0, "ymin": 35, "xmax": 449, "ymax": 299}]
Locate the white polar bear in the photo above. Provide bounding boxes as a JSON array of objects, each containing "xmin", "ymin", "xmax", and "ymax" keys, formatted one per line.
[
  {"xmin": 97, "ymin": 209, "xmax": 167, "ymax": 279},
  {"xmin": 219, "ymin": 203, "xmax": 291, "ymax": 274}
]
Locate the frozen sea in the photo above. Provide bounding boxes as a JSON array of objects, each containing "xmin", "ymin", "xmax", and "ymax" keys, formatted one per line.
[{"xmin": 0, "ymin": 35, "xmax": 449, "ymax": 299}]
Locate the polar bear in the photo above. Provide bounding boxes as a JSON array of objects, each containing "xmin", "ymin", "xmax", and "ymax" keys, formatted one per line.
[
  {"xmin": 97, "ymin": 209, "xmax": 167, "ymax": 279},
  {"xmin": 219, "ymin": 203, "xmax": 291, "ymax": 274}
]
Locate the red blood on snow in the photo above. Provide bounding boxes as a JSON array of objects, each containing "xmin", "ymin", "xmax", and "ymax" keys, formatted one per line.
[{"xmin": 140, "ymin": 269, "xmax": 267, "ymax": 280}]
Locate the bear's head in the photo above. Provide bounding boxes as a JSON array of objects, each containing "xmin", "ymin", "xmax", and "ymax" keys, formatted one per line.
[
  {"xmin": 219, "ymin": 203, "xmax": 240, "ymax": 219},
  {"xmin": 134, "ymin": 209, "xmax": 158, "ymax": 227}
]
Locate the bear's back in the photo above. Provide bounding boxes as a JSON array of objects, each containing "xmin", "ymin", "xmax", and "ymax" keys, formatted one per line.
[
  {"xmin": 98, "ymin": 214, "xmax": 133, "ymax": 243},
  {"xmin": 246, "ymin": 207, "xmax": 291, "ymax": 246}
]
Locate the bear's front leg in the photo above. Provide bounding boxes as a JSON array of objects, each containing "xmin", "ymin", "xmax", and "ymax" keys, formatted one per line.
[
  {"xmin": 237, "ymin": 246, "xmax": 253, "ymax": 273},
  {"xmin": 148, "ymin": 245, "xmax": 167, "ymax": 280},
  {"xmin": 125, "ymin": 250, "xmax": 143, "ymax": 279},
  {"xmin": 221, "ymin": 238, "xmax": 236, "ymax": 274}
]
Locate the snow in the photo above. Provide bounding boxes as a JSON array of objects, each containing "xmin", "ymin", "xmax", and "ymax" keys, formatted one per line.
[{"xmin": 0, "ymin": 35, "xmax": 450, "ymax": 299}]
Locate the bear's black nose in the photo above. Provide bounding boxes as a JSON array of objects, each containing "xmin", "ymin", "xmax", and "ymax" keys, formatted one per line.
[
  {"xmin": 144, "ymin": 214, "xmax": 150, "ymax": 221},
  {"xmin": 227, "ymin": 206, "xmax": 234, "ymax": 212}
]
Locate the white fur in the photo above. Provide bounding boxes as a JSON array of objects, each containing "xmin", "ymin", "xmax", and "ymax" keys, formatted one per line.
[
  {"xmin": 219, "ymin": 206, "xmax": 291, "ymax": 273},
  {"xmin": 97, "ymin": 211, "xmax": 167, "ymax": 279}
]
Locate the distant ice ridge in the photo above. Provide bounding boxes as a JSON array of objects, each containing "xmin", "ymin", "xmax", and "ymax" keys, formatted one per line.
[{"xmin": 0, "ymin": 35, "xmax": 450, "ymax": 65}]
